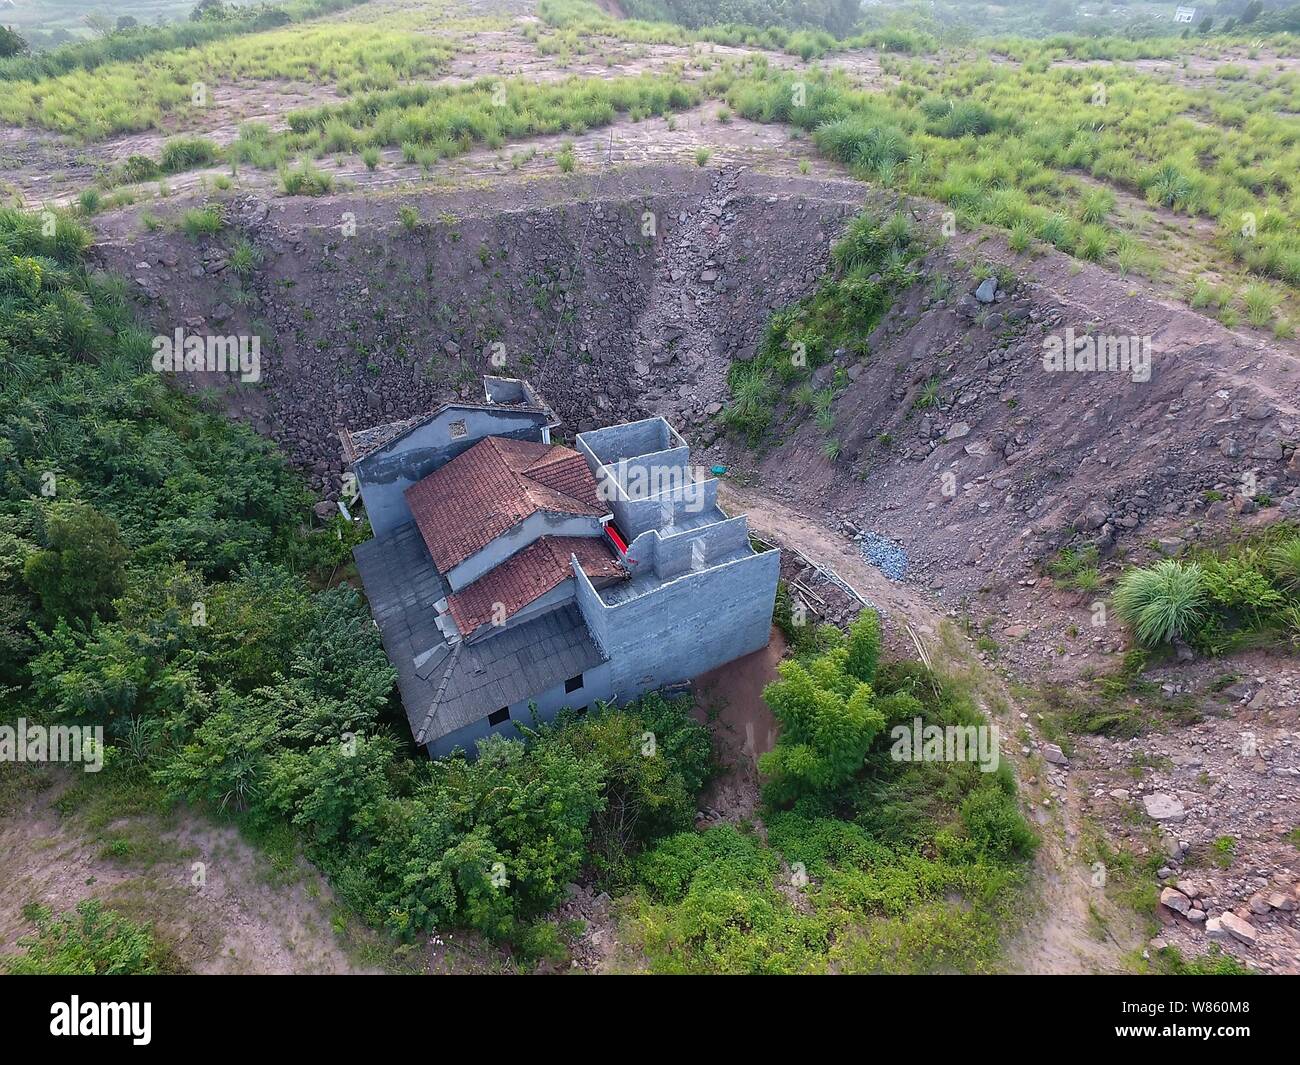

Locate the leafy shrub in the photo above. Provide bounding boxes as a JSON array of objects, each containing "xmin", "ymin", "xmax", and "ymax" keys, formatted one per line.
[
  {"xmin": 398, "ymin": 205, "xmax": 421, "ymax": 231},
  {"xmin": 229, "ymin": 237, "xmax": 261, "ymax": 278},
  {"xmin": 279, "ymin": 159, "xmax": 333, "ymax": 195},
  {"xmin": 759, "ymin": 614, "xmax": 887, "ymax": 803},
  {"xmin": 160, "ymin": 136, "xmax": 219, "ymax": 173},
  {"xmin": 117, "ymin": 154, "xmax": 161, "ymax": 183},
  {"xmin": 23, "ymin": 502, "xmax": 128, "ymax": 625},
  {"xmin": 956, "ymin": 778, "xmax": 1039, "ymax": 862},
  {"xmin": 1243, "ymin": 284, "xmax": 1280, "ymax": 326},
  {"xmin": 4, "ymin": 901, "xmax": 175, "ymax": 975},
  {"xmin": 180, "ymin": 204, "xmax": 223, "ymax": 237}
]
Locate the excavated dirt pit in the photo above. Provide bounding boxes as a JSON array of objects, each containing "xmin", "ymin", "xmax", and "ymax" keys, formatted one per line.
[
  {"xmin": 77, "ymin": 159, "xmax": 1300, "ymax": 972},
  {"xmin": 87, "ymin": 162, "xmax": 1300, "ymax": 593}
]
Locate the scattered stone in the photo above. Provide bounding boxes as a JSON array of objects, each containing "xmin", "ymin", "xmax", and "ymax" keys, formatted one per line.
[
  {"xmin": 859, "ymin": 532, "xmax": 908, "ymax": 581},
  {"xmin": 1213, "ymin": 912, "xmax": 1258, "ymax": 947},
  {"xmin": 1142, "ymin": 793, "xmax": 1186, "ymax": 822}
]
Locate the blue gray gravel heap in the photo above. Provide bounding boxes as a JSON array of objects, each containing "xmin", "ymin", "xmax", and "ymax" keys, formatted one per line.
[{"xmin": 859, "ymin": 532, "xmax": 909, "ymax": 581}]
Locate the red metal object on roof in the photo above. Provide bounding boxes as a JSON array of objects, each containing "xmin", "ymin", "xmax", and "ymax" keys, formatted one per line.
[{"xmin": 605, "ymin": 523, "xmax": 628, "ymax": 554}]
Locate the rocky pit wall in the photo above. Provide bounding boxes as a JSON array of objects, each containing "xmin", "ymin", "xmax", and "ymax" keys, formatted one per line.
[
  {"xmin": 90, "ymin": 164, "xmax": 1300, "ymax": 593},
  {"xmin": 707, "ymin": 216, "xmax": 1300, "ymax": 597},
  {"xmin": 91, "ymin": 165, "xmax": 864, "ymax": 494}
]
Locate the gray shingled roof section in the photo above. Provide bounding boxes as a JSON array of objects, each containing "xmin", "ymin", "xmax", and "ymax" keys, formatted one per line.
[
  {"xmin": 429, "ymin": 605, "xmax": 606, "ymax": 738},
  {"xmin": 354, "ymin": 521, "xmax": 607, "ymax": 747}
]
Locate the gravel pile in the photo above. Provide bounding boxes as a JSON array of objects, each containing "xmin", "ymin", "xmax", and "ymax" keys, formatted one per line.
[{"xmin": 859, "ymin": 532, "xmax": 909, "ymax": 581}]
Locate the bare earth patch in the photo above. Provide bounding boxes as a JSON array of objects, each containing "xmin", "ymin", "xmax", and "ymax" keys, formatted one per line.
[{"xmin": 0, "ymin": 771, "xmax": 381, "ymax": 974}]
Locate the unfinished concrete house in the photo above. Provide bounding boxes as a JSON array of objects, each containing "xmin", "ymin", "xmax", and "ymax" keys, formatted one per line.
[{"xmin": 344, "ymin": 376, "xmax": 780, "ymax": 757}]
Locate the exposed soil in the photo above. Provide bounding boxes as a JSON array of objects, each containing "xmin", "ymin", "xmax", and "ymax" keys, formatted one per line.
[
  {"xmin": 0, "ymin": 771, "xmax": 381, "ymax": 974},
  {"xmin": 8, "ymin": 0, "xmax": 1300, "ymax": 975},
  {"xmin": 691, "ymin": 628, "xmax": 785, "ymax": 824}
]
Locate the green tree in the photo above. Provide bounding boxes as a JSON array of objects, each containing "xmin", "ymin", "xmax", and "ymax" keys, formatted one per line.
[
  {"xmin": 0, "ymin": 26, "xmax": 28, "ymax": 58},
  {"xmin": 23, "ymin": 502, "xmax": 128, "ymax": 626},
  {"xmin": 759, "ymin": 642, "xmax": 886, "ymax": 804},
  {"xmin": 844, "ymin": 611, "xmax": 882, "ymax": 684}
]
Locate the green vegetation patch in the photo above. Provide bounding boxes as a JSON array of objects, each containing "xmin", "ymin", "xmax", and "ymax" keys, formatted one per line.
[{"xmin": 622, "ymin": 617, "xmax": 1035, "ymax": 974}]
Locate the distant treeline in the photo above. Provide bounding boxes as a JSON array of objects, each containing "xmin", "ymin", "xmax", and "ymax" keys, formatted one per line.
[
  {"xmin": 0, "ymin": 0, "xmax": 365, "ymax": 81},
  {"xmin": 619, "ymin": 0, "xmax": 864, "ymax": 37}
]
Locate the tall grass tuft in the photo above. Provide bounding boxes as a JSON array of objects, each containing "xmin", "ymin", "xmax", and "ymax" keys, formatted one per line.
[{"xmin": 1113, "ymin": 560, "xmax": 1206, "ymax": 646}]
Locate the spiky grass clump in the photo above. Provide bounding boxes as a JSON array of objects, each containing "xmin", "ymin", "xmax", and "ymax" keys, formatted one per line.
[
  {"xmin": 1112, "ymin": 560, "xmax": 1206, "ymax": 646},
  {"xmin": 1267, "ymin": 536, "xmax": 1300, "ymax": 592}
]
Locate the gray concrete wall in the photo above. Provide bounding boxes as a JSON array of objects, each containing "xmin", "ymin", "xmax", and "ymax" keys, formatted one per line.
[
  {"xmin": 447, "ymin": 511, "xmax": 603, "ymax": 591},
  {"xmin": 617, "ymin": 479, "xmax": 719, "ymax": 540},
  {"xmin": 573, "ymin": 543, "xmax": 779, "ymax": 700},
  {"xmin": 425, "ymin": 660, "xmax": 613, "ymax": 758},
  {"xmin": 578, "ymin": 419, "xmax": 676, "ymax": 465},
  {"xmin": 611, "ymin": 447, "xmax": 691, "ymax": 497},
  {"xmin": 356, "ymin": 407, "xmax": 548, "ymax": 538},
  {"xmin": 636, "ymin": 516, "xmax": 750, "ymax": 581}
]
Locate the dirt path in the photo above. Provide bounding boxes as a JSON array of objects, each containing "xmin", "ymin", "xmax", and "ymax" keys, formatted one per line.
[
  {"xmin": 718, "ymin": 479, "xmax": 1138, "ymax": 972},
  {"xmin": 719, "ymin": 479, "xmax": 945, "ymax": 639}
]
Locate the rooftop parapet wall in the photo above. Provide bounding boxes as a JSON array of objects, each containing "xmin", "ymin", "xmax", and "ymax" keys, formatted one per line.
[
  {"xmin": 623, "ymin": 515, "xmax": 754, "ymax": 583},
  {"xmin": 577, "ymin": 418, "xmax": 686, "ymax": 467},
  {"xmin": 632, "ymin": 479, "xmax": 721, "ymax": 540},
  {"xmin": 577, "ymin": 418, "xmax": 720, "ymax": 540},
  {"xmin": 572, "ymin": 542, "xmax": 778, "ymax": 700},
  {"xmin": 483, "ymin": 376, "xmax": 555, "ymax": 424}
]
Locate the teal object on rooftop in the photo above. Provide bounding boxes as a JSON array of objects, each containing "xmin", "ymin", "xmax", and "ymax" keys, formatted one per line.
[{"xmin": 711, "ymin": 465, "xmax": 728, "ymax": 476}]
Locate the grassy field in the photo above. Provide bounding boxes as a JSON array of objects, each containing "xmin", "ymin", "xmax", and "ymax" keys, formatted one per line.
[
  {"xmin": 6, "ymin": 0, "xmax": 1293, "ymax": 328},
  {"xmin": 0, "ymin": 2, "xmax": 456, "ymax": 137}
]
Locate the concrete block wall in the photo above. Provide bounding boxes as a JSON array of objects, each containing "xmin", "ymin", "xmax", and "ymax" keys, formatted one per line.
[
  {"xmin": 426, "ymin": 660, "xmax": 613, "ymax": 758},
  {"xmin": 613, "ymin": 447, "xmax": 692, "ymax": 497},
  {"xmin": 630, "ymin": 516, "xmax": 751, "ymax": 582},
  {"xmin": 573, "ymin": 547, "xmax": 779, "ymax": 700},
  {"xmin": 602, "ymin": 474, "xmax": 719, "ymax": 541},
  {"xmin": 578, "ymin": 419, "xmax": 679, "ymax": 465}
]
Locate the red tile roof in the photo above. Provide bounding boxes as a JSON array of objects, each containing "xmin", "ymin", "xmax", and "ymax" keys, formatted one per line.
[
  {"xmin": 447, "ymin": 535, "xmax": 625, "ymax": 635},
  {"xmin": 405, "ymin": 436, "xmax": 607, "ymax": 573}
]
